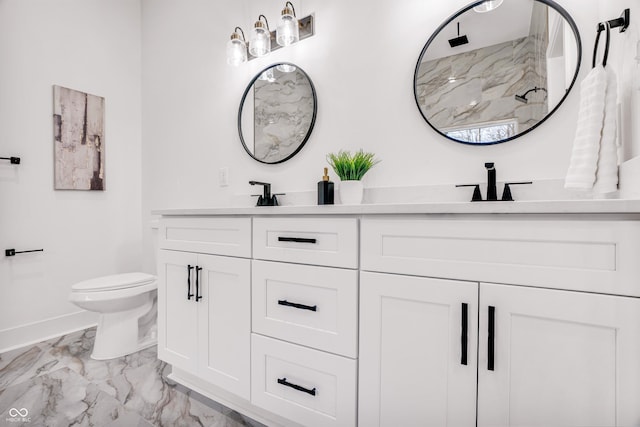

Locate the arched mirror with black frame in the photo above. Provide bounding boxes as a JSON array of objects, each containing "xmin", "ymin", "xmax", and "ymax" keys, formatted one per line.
[
  {"xmin": 414, "ymin": 0, "xmax": 582, "ymax": 145},
  {"xmin": 238, "ymin": 62, "xmax": 317, "ymax": 164}
]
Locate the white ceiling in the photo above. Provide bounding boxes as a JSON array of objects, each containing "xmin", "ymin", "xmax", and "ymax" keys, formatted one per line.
[{"xmin": 423, "ymin": 0, "xmax": 535, "ymax": 61}]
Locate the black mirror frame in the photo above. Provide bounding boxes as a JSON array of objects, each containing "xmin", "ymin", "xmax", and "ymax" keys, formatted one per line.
[
  {"xmin": 413, "ymin": 0, "xmax": 582, "ymax": 146},
  {"xmin": 238, "ymin": 62, "xmax": 318, "ymax": 164}
]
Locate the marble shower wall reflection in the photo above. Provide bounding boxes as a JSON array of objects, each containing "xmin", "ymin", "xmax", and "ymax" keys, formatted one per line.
[
  {"xmin": 416, "ymin": 2, "xmax": 549, "ymax": 136},
  {"xmin": 253, "ymin": 68, "xmax": 314, "ymax": 163}
]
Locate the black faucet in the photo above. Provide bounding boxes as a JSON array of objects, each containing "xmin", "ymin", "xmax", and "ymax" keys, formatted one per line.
[
  {"xmin": 485, "ymin": 162, "xmax": 497, "ymax": 201},
  {"xmin": 249, "ymin": 181, "xmax": 281, "ymax": 206},
  {"xmin": 457, "ymin": 163, "xmax": 533, "ymax": 202}
]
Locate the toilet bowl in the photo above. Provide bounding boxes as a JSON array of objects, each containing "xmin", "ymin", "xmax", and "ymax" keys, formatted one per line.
[{"xmin": 69, "ymin": 272, "xmax": 157, "ymax": 360}]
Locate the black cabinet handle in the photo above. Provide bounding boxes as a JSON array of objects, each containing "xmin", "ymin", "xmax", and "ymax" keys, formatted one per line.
[
  {"xmin": 278, "ymin": 299, "xmax": 317, "ymax": 312},
  {"xmin": 277, "ymin": 237, "xmax": 317, "ymax": 244},
  {"xmin": 488, "ymin": 306, "xmax": 495, "ymax": 371},
  {"xmin": 277, "ymin": 378, "xmax": 316, "ymax": 396},
  {"xmin": 187, "ymin": 265, "xmax": 194, "ymax": 300},
  {"xmin": 461, "ymin": 303, "xmax": 468, "ymax": 365},
  {"xmin": 195, "ymin": 266, "xmax": 203, "ymax": 301}
]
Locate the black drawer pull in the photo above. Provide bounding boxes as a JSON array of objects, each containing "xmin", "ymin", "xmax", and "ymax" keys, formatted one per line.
[
  {"xmin": 187, "ymin": 265, "xmax": 194, "ymax": 300},
  {"xmin": 278, "ymin": 299, "xmax": 317, "ymax": 312},
  {"xmin": 488, "ymin": 306, "xmax": 495, "ymax": 371},
  {"xmin": 461, "ymin": 302, "xmax": 468, "ymax": 366},
  {"xmin": 195, "ymin": 266, "xmax": 203, "ymax": 302},
  {"xmin": 277, "ymin": 378, "xmax": 316, "ymax": 396},
  {"xmin": 278, "ymin": 237, "xmax": 317, "ymax": 244}
]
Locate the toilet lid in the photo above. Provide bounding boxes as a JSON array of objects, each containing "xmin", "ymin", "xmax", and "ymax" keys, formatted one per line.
[{"xmin": 71, "ymin": 272, "xmax": 156, "ymax": 292}]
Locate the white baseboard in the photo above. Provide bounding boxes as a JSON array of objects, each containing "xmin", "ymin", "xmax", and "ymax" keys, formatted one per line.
[{"xmin": 0, "ymin": 310, "xmax": 98, "ymax": 353}]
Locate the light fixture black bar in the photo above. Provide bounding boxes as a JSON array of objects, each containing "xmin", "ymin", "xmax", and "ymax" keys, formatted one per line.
[
  {"xmin": 5, "ymin": 248, "xmax": 44, "ymax": 257},
  {"xmin": 0, "ymin": 157, "xmax": 20, "ymax": 164},
  {"xmin": 247, "ymin": 14, "xmax": 314, "ymax": 61},
  {"xmin": 597, "ymin": 8, "xmax": 630, "ymax": 33}
]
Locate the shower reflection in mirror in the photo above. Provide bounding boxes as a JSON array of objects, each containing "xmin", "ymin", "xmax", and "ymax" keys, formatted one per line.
[{"xmin": 414, "ymin": 0, "xmax": 581, "ymax": 145}]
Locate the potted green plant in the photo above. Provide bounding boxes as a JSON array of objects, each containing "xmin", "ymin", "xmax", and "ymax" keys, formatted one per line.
[{"xmin": 326, "ymin": 149, "xmax": 380, "ymax": 204}]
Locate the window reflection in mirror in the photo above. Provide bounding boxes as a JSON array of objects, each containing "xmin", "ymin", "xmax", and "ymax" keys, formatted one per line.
[
  {"xmin": 414, "ymin": 0, "xmax": 581, "ymax": 145},
  {"xmin": 239, "ymin": 63, "xmax": 317, "ymax": 164}
]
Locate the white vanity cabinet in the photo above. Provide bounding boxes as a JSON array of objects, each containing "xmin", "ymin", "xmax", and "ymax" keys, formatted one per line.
[
  {"xmin": 157, "ymin": 217, "xmax": 252, "ymax": 400},
  {"xmin": 359, "ymin": 217, "xmax": 640, "ymax": 427},
  {"xmin": 154, "ymin": 208, "xmax": 640, "ymax": 427},
  {"xmin": 250, "ymin": 217, "xmax": 359, "ymax": 427}
]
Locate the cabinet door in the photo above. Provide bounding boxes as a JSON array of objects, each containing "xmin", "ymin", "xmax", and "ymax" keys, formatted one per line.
[
  {"xmin": 478, "ymin": 283, "xmax": 640, "ymax": 427},
  {"xmin": 359, "ymin": 272, "xmax": 478, "ymax": 427},
  {"xmin": 197, "ymin": 254, "xmax": 251, "ymax": 400},
  {"xmin": 157, "ymin": 250, "xmax": 198, "ymax": 373}
]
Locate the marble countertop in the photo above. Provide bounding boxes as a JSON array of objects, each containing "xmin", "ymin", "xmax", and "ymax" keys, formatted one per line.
[{"xmin": 152, "ymin": 199, "xmax": 640, "ymax": 216}]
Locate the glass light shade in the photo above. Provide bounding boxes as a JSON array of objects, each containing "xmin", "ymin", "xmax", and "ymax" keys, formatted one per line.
[
  {"xmin": 258, "ymin": 68, "xmax": 276, "ymax": 82},
  {"xmin": 473, "ymin": 0, "xmax": 504, "ymax": 13},
  {"xmin": 249, "ymin": 27, "xmax": 271, "ymax": 57},
  {"xmin": 226, "ymin": 38, "xmax": 247, "ymax": 66},
  {"xmin": 276, "ymin": 63, "xmax": 297, "ymax": 73},
  {"xmin": 276, "ymin": 14, "xmax": 299, "ymax": 46}
]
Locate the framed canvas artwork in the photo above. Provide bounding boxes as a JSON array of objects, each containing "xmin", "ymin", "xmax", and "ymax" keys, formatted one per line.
[{"xmin": 53, "ymin": 85, "xmax": 105, "ymax": 190}]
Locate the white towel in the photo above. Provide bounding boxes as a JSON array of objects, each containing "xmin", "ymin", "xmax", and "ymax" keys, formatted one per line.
[
  {"xmin": 593, "ymin": 67, "xmax": 619, "ymax": 193},
  {"xmin": 565, "ymin": 65, "xmax": 619, "ymax": 193}
]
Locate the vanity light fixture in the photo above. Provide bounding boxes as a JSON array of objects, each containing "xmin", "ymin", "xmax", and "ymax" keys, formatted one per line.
[
  {"xmin": 249, "ymin": 15, "xmax": 272, "ymax": 58},
  {"xmin": 226, "ymin": 4, "xmax": 314, "ymax": 65},
  {"xmin": 226, "ymin": 27, "xmax": 248, "ymax": 66},
  {"xmin": 276, "ymin": 2, "xmax": 300, "ymax": 47},
  {"xmin": 473, "ymin": 0, "xmax": 504, "ymax": 13}
]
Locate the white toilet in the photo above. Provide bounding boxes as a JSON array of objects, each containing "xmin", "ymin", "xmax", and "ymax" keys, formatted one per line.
[{"xmin": 69, "ymin": 272, "xmax": 158, "ymax": 360}]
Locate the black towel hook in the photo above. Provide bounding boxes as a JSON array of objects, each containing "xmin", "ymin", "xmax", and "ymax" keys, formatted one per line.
[
  {"xmin": 592, "ymin": 21, "xmax": 611, "ymax": 68},
  {"xmin": 597, "ymin": 8, "xmax": 630, "ymax": 33}
]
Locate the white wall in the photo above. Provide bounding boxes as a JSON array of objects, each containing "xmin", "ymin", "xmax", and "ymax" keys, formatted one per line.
[
  {"xmin": 0, "ymin": 0, "xmax": 142, "ymax": 351},
  {"xmin": 139, "ymin": 0, "xmax": 635, "ymax": 266},
  {"xmin": 598, "ymin": 0, "xmax": 640, "ymax": 161}
]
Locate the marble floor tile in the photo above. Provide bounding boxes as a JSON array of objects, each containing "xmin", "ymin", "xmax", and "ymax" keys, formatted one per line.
[
  {"xmin": 0, "ymin": 367, "xmax": 152, "ymax": 427},
  {"xmin": 0, "ymin": 328, "xmax": 95, "ymax": 390},
  {"xmin": 0, "ymin": 328, "xmax": 265, "ymax": 427}
]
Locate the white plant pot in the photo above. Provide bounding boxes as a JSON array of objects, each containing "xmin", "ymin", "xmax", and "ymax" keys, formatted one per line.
[{"xmin": 340, "ymin": 180, "xmax": 364, "ymax": 205}]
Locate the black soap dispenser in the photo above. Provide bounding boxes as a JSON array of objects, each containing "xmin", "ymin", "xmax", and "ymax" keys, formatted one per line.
[{"xmin": 318, "ymin": 167, "xmax": 334, "ymax": 205}]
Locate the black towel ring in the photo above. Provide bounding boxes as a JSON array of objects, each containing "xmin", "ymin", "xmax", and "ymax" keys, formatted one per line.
[{"xmin": 592, "ymin": 21, "xmax": 611, "ymax": 68}]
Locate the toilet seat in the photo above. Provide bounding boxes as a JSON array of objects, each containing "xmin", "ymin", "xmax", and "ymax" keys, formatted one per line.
[{"xmin": 71, "ymin": 272, "xmax": 156, "ymax": 292}]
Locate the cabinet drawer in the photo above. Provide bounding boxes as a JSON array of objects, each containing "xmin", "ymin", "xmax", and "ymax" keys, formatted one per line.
[
  {"xmin": 253, "ymin": 217, "xmax": 358, "ymax": 268},
  {"xmin": 159, "ymin": 217, "xmax": 251, "ymax": 258},
  {"xmin": 362, "ymin": 217, "xmax": 640, "ymax": 296},
  {"xmin": 251, "ymin": 334, "xmax": 357, "ymax": 427},
  {"xmin": 252, "ymin": 260, "xmax": 358, "ymax": 358}
]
